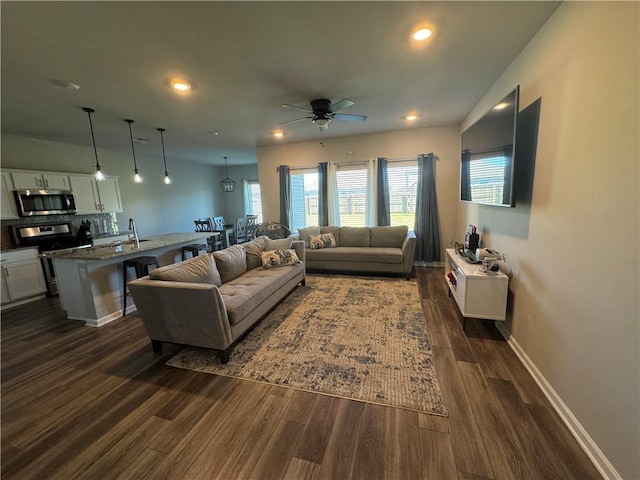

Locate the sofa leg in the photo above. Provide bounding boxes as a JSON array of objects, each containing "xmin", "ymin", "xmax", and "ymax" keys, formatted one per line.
[
  {"xmin": 219, "ymin": 350, "xmax": 230, "ymax": 364},
  {"xmin": 301, "ymin": 278, "xmax": 306, "ymax": 286},
  {"xmin": 151, "ymin": 340, "xmax": 163, "ymax": 353}
]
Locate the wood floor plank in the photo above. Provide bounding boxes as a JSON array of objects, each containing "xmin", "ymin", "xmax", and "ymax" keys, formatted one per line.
[
  {"xmin": 249, "ymin": 419, "xmax": 305, "ymax": 479},
  {"xmin": 283, "ymin": 457, "xmax": 321, "ymax": 480},
  {"xmin": 417, "ymin": 411, "xmax": 450, "ymax": 433},
  {"xmin": 387, "ymin": 407, "xmax": 424, "ymax": 479},
  {"xmin": 351, "ymin": 403, "xmax": 390, "ymax": 480},
  {"xmin": 293, "ymin": 394, "xmax": 340, "ymax": 464},
  {"xmin": 432, "ymin": 346, "xmax": 494, "ymax": 478},
  {"xmin": 316, "ymin": 400, "xmax": 366, "ymax": 480},
  {"xmin": 419, "ymin": 427, "xmax": 459, "ymax": 480}
]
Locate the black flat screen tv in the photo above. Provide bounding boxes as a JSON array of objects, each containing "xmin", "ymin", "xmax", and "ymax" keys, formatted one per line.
[{"xmin": 460, "ymin": 86, "xmax": 519, "ymax": 207}]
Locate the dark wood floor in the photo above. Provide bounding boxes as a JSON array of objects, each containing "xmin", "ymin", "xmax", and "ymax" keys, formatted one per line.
[{"xmin": 1, "ymin": 267, "xmax": 601, "ymax": 480}]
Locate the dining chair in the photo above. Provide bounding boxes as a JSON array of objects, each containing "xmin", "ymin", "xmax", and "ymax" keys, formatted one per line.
[
  {"xmin": 231, "ymin": 217, "xmax": 248, "ymax": 244},
  {"xmin": 212, "ymin": 216, "xmax": 225, "ymax": 231},
  {"xmin": 245, "ymin": 215, "xmax": 258, "ymax": 241},
  {"xmin": 194, "ymin": 218, "xmax": 213, "ymax": 232}
]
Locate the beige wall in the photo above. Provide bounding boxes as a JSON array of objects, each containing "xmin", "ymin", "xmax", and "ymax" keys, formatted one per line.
[
  {"xmin": 257, "ymin": 126, "xmax": 460, "ymax": 261},
  {"xmin": 459, "ymin": 2, "xmax": 639, "ymax": 478}
]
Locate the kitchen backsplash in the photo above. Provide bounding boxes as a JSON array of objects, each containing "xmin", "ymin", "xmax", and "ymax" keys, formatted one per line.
[{"xmin": 1, "ymin": 212, "xmax": 119, "ymax": 249}]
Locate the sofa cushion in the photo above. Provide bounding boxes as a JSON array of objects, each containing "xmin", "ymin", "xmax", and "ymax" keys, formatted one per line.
[
  {"xmin": 149, "ymin": 253, "xmax": 222, "ymax": 286},
  {"xmin": 298, "ymin": 226, "xmax": 321, "ymax": 247},
  {"xmin": 261, "ymin": 249, "xmax": 301, "ymax": 269},
  {"xmin": 243, "ymin": 235, "xmax": 268, "ymax": 270},
  {"xmin": 213, "ymin": 245, "xmax": 247, "ymax": 283},
  {"xmin": 370, "ymin": 226, "xmax": 408, "ymax": 248},
  {"xmin": 265, "ymin": 237, "xmax": 293, "ymax": 251},
  {"xmin": 320, "ymin": 226, "xmax": 340, "ymax": 245},
  {"xmin": 339, "ymin": 227, "xmax": 370, "ymax": 247},
  {"xmin": 309, "ymin": 232, "xmax": 337, "ymax": 249},
  {"xmin": 220, "ymin": 263, "xmax": 304, "ymax": 325},
  {"xmin": 305, "ymin": 246, "xmax": 403, "ymax": 264}
]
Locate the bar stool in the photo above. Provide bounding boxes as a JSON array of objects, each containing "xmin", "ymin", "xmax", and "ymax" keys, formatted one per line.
[
  {"xmin": 122, "ymin": 256, "xmax": 159, "ymax": 316},
  {"xmin": 182, "ymin": 243, "xmax": 208, "ymax": 260}
]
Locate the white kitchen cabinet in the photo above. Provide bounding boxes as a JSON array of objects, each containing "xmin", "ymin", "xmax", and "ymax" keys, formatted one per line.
[
  {"xmin": 1, "ymin": 172, "xmax": 19, "ymax": 219},
  {"xmin": 1, "ymin": 248, "xmax": 47, "ymax": 306},
  {"xmin": 444, "ymin": 248, "xmax": 508, "ymax": 330},
  {"xmin": 69, "ymin": 175, "xmax": 122, "ymax": 214},
  {"xmin": 11, "ymin": 171, "xmax": 70, "ymax": 190}
]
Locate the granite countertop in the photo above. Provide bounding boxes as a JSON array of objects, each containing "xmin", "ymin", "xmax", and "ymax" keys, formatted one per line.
[{"xmin": 48, "ymin": 233, "xmax": 209, "ymax": 261}]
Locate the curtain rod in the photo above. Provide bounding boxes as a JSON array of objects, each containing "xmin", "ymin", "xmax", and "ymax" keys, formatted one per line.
[{"xmin": 276, "ymin": 154, "xmax": 438, "ymax": 172}]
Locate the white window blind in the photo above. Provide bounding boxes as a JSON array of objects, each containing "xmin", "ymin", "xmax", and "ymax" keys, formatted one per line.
[
  {"xmin": 468, "ymin": 153, "xmax": 507, "ymax": 204},
  {"xmin": 336, "ymin": 164, "xmax": 368, "ymax": 227}
]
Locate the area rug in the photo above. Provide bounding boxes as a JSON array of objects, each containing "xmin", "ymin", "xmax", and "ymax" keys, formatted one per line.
[{"xmin": 167, "ymin": 275, "xmax": 448, "ymax": 416}]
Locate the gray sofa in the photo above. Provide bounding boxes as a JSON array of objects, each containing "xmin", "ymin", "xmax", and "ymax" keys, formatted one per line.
[
  {"xmin": 297, "ymin": 225, "xmax": 416, "ymax": 278},
  {"xmin": 128, "ymin": 236, "xmax": 305, "ymax": 363}
]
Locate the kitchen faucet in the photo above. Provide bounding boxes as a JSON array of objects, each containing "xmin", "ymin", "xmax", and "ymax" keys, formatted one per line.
[{"xmin": 128, "ymin": 218, "xmax": 139, "ymax": 248}]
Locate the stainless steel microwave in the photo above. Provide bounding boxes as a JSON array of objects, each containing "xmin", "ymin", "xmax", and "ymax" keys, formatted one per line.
[{"xmin": 14, "ymin": 189, "xmax": 77, "ymax": 216}]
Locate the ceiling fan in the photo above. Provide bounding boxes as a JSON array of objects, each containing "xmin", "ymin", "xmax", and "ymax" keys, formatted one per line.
[{"xmin": 280, "ymin": 98, "xmax": 367, "ymax": 131}]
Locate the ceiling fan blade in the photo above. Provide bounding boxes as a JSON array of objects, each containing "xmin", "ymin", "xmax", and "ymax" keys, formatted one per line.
[
  {"xmin": 278, "ymin": 116, "xmax": 313, "ymax": 126},
  {"xmin": 332, "ymin": 113, "xmax": 367, "ymax": 122},
  {"xmin": 282, "ymin": 103, "xmax": 313, "ymax": 113},
  {"xmin": 330, "ymin": 99, "xmax": 355, "ymax": 112}
]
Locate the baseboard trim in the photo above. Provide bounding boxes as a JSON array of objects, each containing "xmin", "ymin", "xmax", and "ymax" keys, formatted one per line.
[{"xmin": 494, "ymin": 322, "xmax": 622, "ymax": 480}]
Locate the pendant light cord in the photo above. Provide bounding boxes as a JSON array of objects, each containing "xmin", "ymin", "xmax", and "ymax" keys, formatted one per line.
[
  {"xmin": 158, "ymin": 128, "xmax": 168, "ymax": 173},
  {"xmin": 125, "ymin": 119, "xmax": 138, "ymax": 171},
  {"xmin": 83, "ymin": 107, "xmax": 100, "ymax": 165}
]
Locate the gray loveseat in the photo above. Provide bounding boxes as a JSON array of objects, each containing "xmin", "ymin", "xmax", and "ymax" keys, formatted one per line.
[
  {"xmin": 128, "ymin": 236, "xmax": 305, "ymax": 363},
  {"xmin": 298, "ymin": 225, "xmax": 416, "ymax": 278}
]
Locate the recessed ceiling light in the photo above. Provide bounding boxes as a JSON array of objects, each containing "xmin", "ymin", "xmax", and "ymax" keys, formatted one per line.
[
  {"xmin": 493, "ymin": 102, "xmax": 509, "ymax": 110},
  {"xmin": 411, "ymin": 28, "xmax": 432, "ymax": 41},
  {"xmin": 405, "ymin": 114, "xmax": 419, "ymax": 121},
  {"xmin": 273, "ymin": 130, "xmax": 285, "ymax": 138},
  {"xmin": 170, "ymin": 79, "xmax": 192, "ymax": 91},
  {"xmin": 132, "ymin": 137, "xmax": 152, "ymax": 145}
]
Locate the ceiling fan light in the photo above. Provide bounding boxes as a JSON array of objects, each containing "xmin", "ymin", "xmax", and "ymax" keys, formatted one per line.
[{"xmin": 313, "ymin": 117, "xmax": 330, "ymax": 127}]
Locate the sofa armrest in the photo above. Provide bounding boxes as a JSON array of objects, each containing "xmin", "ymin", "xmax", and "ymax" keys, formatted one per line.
[
  {"xmin": 292, "ymin": 240, "xmax": 305, "ymax": 264},
  {"xmin": 128, "ymin": 278, "xmax": 233, "ymax": 350},
  {"xmin": 401, "ymin": 231, "xmax": 417, "ymax": 273}
]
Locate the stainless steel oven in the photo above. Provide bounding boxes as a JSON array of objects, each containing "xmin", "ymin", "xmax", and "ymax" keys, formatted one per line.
[
  {"xmin": 11, "ymin": 222, "xmax": 92, "ymax": 296},
  {"xmin": 14, "ymin": 189, "xmax": 77, "ymax": 216}
]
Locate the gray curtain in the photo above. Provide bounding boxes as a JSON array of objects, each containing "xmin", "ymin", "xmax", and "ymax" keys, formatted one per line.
[
  {"xmin": 278, "ymin": 165, "xmax": 291, "ymax": 228},
  {"xmin": 376, "ymin": 157, "xmax": 390, "ymax": 226},
  {"xmin": 414, "ymin": 153, "xmax": 441, "ymax": 262},
  {"xmin": 461, "ymin": 149, "xmax": 471, "ymax": 202},
  {"xmin": 318, "ymin": 162, "xmax": 328, "ymax": 226}
]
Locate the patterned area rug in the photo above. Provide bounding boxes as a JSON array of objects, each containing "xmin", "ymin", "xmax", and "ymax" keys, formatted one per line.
[{"xmin": 167, "ymin": 275, "xmax": 448, "ymax": 416}]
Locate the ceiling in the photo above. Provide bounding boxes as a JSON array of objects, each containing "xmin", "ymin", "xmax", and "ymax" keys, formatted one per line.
[{"xmin": 1, "ymin": 1, "xmax": 559, "ymax": 167}]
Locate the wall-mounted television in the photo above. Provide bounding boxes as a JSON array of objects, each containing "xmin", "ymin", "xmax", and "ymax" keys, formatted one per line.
[{"xmin": 460, "ymin": 86, "xmax": 519, "ymax": 207}]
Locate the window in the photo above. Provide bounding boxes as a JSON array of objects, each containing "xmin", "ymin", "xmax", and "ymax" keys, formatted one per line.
[
  {"xmin": 336, "ymin": 164, "xmax": 368, "ymax": 227},
  {"xmin": 244, "ymin": 180, "xmax": 263, "ymax": 223},
  {"xmin": 290, "ymin": 170, "xmax": 318, "ymax": 232},
  {"xmin": 387, "ymin": 161, "xmax": 418, "ymax": 227}
]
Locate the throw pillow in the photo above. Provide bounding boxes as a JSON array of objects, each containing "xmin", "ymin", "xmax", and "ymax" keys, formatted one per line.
[
  {"xmin": 149, "ymin": 253, "xmax": 222, "ymax": 286},
  {"xmin": 308, "ymin": 232, "xmax": 337, "ymax": 249},
  {"xmin": 213, "ymin": 245, "xmax": 247, "ymax": 283},
  {"xmin": 298, "ymin": 226, "xmax": 320, "ymax": 247},
  {"xmin": 243, "ymin": 235, "xmax": 268, "ymax": 270},
  {"xmin": 265, "ymin": 237, "xmax": 293, "ymax": 251},
  {"xmin": 261, "ymin": 249, "xmax": 301, "ymax": 269}
]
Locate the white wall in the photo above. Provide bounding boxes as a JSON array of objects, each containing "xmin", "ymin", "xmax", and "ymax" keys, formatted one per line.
[
  {"xmin": 256, "ymin": 126, "xmax": 460, "ymax": 261},
  {"xmin": 459, "ymin": 3, "xmax": 639, "ymax": 478},
  {"xmin": 218, "ymin": 163, "xmax": 260, "ymax": 223},
  {"xmin": 1, "ymin": 134, "xmax": 222, "ymax": 236}
]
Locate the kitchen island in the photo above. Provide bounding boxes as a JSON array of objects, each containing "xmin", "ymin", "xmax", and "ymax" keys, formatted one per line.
[{"xmin": 52, "ymin": 233, "xmax": 209, "ymax": 326}]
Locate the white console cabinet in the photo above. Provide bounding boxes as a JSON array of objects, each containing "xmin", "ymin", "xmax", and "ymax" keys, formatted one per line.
[{"xmin": 444, "ymin": 248, "xmax": 508, "ymax": 330}]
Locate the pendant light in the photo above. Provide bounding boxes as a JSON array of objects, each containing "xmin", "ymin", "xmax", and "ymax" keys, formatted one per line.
[
  {"xmin": 220, "ymin": 156, "xmax": 235, "ymax": 192},
  {"xmin": 125, "ymin": 119, "xmax": 142, "ymax": 183},
  {"xmin": 157, "ymin": 127, "xmax": 171, "ymax": 184},
  {"xmin": 83, "ymin": 107, "xmax": 105, "ymax": 181}
]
